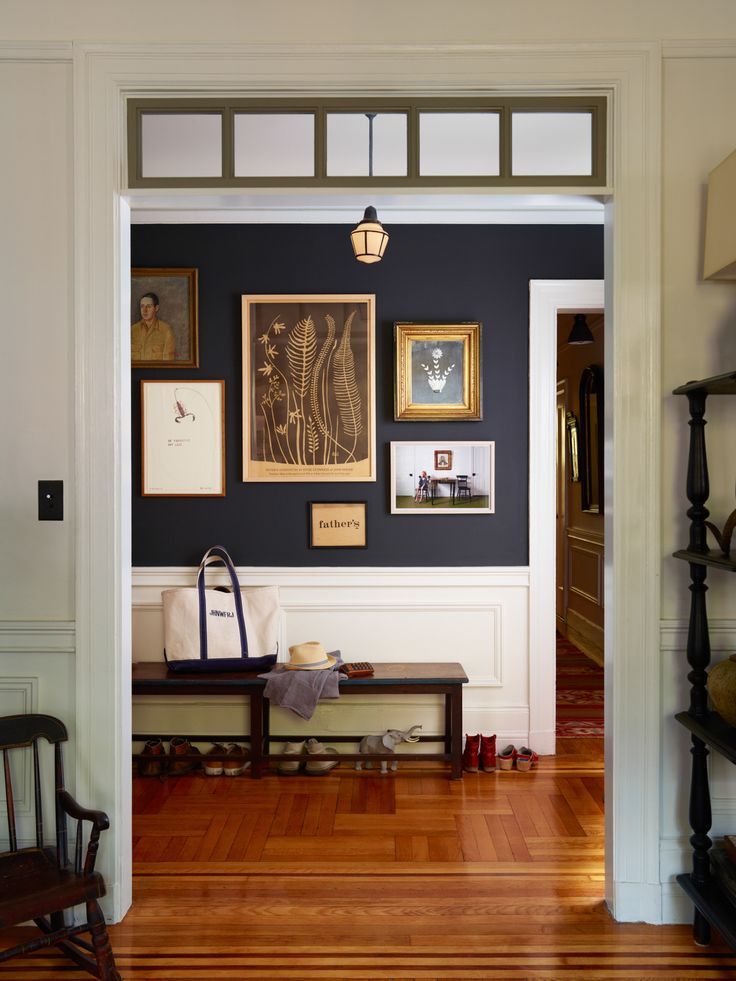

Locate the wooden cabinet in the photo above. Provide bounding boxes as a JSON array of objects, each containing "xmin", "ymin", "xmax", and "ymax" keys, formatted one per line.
[{"xmin": 674, "ymin": 370, "xmax": 736, "ymax": 947}]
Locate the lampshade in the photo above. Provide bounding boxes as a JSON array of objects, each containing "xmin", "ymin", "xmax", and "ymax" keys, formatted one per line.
[
  {"xmin": 567, "ymin": 313, "xmax": 594, "ymax": 345},
  {"xmin": 350, "ymin": 206, "xmax": 389, "ymax": 264},
  {"xmin": 704, "ymin": 148, "xmax": 736, "ymax": 280}
]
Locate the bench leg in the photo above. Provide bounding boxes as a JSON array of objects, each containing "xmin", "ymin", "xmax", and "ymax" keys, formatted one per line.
[{"xmin": 449, "ymin": 689, "xmax": 463, "ymax": 780}]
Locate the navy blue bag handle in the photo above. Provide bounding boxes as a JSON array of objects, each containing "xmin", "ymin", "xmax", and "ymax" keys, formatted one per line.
[{"xmin": 196, "ymin": 546, "xmax": 248, "ymax": 660}]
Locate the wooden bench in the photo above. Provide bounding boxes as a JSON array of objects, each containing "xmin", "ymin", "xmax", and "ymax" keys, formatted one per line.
[{"xmin": 132, "ymin": 661, "xmax": 468, "ymax": 779}]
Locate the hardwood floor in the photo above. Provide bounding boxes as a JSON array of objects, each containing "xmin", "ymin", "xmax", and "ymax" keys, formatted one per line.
[{"xmin": 3, "ymin": 738, "xmax": 735, "ymax": 979}]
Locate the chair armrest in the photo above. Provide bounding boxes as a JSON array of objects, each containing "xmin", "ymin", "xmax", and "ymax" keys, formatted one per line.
[{"xmin": 58, "ymin": 790, "xmax": 110, "ymax": 832}]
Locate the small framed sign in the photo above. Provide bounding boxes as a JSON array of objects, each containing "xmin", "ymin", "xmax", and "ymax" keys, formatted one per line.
[{"xmin": 309, "ymin": 501, "xmax": 367, "ymax": 549}]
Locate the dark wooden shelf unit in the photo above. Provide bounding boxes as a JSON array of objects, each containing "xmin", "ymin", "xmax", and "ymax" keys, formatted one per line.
[{"xmin": 674, "ymin": 369, "xmax": 736, "ymax": 948}]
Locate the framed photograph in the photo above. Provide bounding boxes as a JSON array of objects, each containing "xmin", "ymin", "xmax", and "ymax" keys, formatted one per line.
[
  {"xmin": 131, "ymin": 267, "xmax": 198, "ymax": 368},
  {"xmin": 141, "ymin": 380, "xmax": 225, "ymax": 496},
  {"xmin": 394, "ymin": 322, "xmax": 481, "ymax": 421},
  {"xmin": 309, "ymin": 502, "xmax": 367, "ymax": 549},
  {"xmin": 242, "ymin": 294, "xmax": 376, "ymax": 482},
  {"xmin": 434, "ymin": 449, "xmax": 453, "ymax": 471},
  {"xmin": 390, "ymin": 441, "xmax": 495, "ymax": 515}
]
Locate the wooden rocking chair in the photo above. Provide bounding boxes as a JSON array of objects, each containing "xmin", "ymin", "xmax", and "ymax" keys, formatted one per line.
[{"xmin": 0, "ymin": 714, "xmax": 122, "ymax": 979}]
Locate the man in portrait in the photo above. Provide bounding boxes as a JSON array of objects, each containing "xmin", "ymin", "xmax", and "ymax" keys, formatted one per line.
[{"xmin": 131, "ymin": 292, "xmax": 176, "ymax": 362}]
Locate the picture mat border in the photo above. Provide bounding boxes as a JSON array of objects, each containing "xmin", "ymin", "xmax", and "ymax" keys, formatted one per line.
[
  {"xmin": 390, "ymin": 440, "xmax": 495, "ymax": 514},
  {"xmin": 140, "ymin": 378, "xmax": 226, "ymax": 497}
]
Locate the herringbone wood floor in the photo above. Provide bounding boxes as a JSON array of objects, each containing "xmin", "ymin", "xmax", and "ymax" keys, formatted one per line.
[{"xmin": 3, "ymin": 738, "xmax": 735, "ymax": 979}]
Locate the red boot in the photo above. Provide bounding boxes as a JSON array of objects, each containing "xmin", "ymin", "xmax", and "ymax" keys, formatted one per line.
[
  {"xmin": 480, "ymin": 734, "xmax": 497, "ymax": 772},
  {"xmin": 462, "ymin": 734, "xmax": 480, "ymax": 772}
]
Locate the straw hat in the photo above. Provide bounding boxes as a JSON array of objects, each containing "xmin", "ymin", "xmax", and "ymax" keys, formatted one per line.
[{"xmin": 285, "ymin": 641, "xmax": 337, "ymax": 671}]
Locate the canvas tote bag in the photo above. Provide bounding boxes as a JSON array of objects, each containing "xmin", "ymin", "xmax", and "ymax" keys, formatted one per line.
[{"xmin": 163, "ymin": 546, "xmax": 279, "ymax": 673}]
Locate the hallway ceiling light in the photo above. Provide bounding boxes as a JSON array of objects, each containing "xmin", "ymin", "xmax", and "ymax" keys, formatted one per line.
[
  {"xmin": 350, "ymin": 113, "xmax": 389, "ymax": 264},
  {"xmin": 704, "ymin": 147, "xmax": 736, "ymax": 280},
  {"xmin": 350, "ymin": 205, "xmax": 389, "ymax": 263},
  {"xmin": 567, "ymin": 313, "xmax": 594, "ymax": 345}
]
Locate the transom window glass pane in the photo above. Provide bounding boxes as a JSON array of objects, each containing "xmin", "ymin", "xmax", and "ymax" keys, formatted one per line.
[
  {"xmin": 234, "ymin": 113, "xmax": 315, "ymax": 177},
  {"xmin": 141, "ymin": 113, "xmax": 222, "ymax": 178},
  {"xmin": 419, "ymin": 113, "xmax": 500, "ymax": 177},
  {"xmin": 326, "ymin": 113, "xmax": 407, "ymax": 177},
  {"xmin": 511, "ymin": 112, "xmax": 592, "ymax": 176}
]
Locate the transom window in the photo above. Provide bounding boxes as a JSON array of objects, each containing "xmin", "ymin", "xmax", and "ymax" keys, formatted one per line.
[{"xmin": 128, "ymin": 96, "xmax": 607, "ymax": 188}]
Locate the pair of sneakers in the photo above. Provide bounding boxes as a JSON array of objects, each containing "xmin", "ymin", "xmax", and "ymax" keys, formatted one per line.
[
  {"xmin": 203, "ymin": 743, "xmax": 250, "ymax": 777},
  {"xmin": 278, "ymin": 738, "xmax": 340, "ymax": 775},
  {"xmin": 462, "ymin": 733, "xmax": 496, "ymax": 772},
  {"xmin": 498, "ymin": 745, "xmax": 539, "ymax": 771}
]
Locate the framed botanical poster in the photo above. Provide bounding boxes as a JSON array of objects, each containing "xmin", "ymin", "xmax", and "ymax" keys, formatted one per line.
[
  {"xmin": 390, "ymin": 441, "xmax": 495, "ymax": 515},
  {"xmin": 309, "ymin": 502, "xmax": 367, "ymax": 549},
  {"xmin": 131, "ymin": 267, "xmax": 198, "ymax": 368},
  {"xmin": 242, "ymin": 294, "xmax": 376, "ymax": 482},
  {"xmin": 141, "ymin": 380, "xmax": 225, "ymax": 496},
  {"xmin": 394, "ymin": 322, "xmax": 481, "ymax": 421}
]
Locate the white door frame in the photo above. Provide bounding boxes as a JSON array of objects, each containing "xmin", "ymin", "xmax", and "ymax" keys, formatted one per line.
[
  {"xmin": 528, "ymin": 279, "xmax": 605, "ymax": 760},
  {"xmin": 74, "ymin": 41, "xmax": 662, "ymax": 924}
]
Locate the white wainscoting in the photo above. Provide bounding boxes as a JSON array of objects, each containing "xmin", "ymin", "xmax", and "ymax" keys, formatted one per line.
[
  {"xmin": 0, "ymin": 621, "xmax": 76, "ymax": 849},
  {"xmin": 132, "ymin": 566, "xmax": 532, "ymax": 748}
]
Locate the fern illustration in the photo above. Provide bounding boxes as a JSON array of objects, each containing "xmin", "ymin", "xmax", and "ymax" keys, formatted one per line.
[
  {"xmin": 285, "ymin": 316, "xmax": 317, "ymax": 463},
  {"xmin": 306, "ymin": 416, "xmax": 320, "ymax": 464},
  {"xmin": 332, "ymin": 311, "xmax": 362, "ymax": 462},
  {"xmin": 310, "ymin": 314, "xmax": 337, "ymax": 437}
]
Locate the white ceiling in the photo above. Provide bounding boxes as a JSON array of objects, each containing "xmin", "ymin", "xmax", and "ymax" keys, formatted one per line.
[{"xmin": 129, "ymin": 191, "xmax": 605, "ymax": 225}]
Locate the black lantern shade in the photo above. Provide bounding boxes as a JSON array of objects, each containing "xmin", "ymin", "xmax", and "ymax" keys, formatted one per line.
[{"xmin": 350, "ymin": 206, "xmax": 389, "ymax": 264}]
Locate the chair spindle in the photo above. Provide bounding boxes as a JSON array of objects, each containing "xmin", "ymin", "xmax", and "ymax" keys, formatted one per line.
[
  {"xmin": 3, "ymin": 748, "xmax": 16, "ymax": 853},
  {"xmin": 54, "ymin": 743, "xmax": 68, "ymax": 868},
  {"xmin": 33, "ymin": 740, "xmax": 43, "ymax": 849}
]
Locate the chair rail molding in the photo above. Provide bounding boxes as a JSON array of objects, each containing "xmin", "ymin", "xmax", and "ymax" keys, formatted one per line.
[{"xmin": 75, "ymin": 39, "xmax": 660, "ymax": 923}]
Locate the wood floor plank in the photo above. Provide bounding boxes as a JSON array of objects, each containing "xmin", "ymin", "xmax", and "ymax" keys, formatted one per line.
[{"xmin": 120, "ymin": 737, "xmax": 735, "ymax": 980}]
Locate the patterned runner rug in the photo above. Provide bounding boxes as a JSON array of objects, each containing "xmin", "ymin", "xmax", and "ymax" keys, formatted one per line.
[{"xmin": 556, "ymin": 634, "xmax": 604, "ymax": 737}]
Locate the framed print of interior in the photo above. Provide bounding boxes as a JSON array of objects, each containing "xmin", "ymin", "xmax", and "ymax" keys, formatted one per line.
[
  {"xmin": 394, "ymin": 321, "xmax": 481, "ymax": 421},
  {"xmin": 131, "ymin": 267, "xmax": 198, "ymax": 368},
  {"xmin": 141, "ymin": 379, "xmax": 225, "ymax": 496},
  {"xmin": 309, "ymin": 501, "xmax": 367, "ymax": 548},
  {"xmin": 242, "ymin": 294, "xmax": 376, "ymax": 482},
  {"xmin": 390, "ymin": 441, "xmax": 495, "ymax": 515}
]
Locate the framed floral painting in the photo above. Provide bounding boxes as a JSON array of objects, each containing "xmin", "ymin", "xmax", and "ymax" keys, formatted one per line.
[
  {"xmin": 394, "ymin": 322, "xmax": 481, "ymax": 421},
  {"xmin": 242, "ymin": 295, "xmax": 376, "ymax": 482}
]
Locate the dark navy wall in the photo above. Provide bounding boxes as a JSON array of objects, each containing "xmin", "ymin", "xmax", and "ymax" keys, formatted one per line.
[{"xmin": 131, "ymin": 223, "xmax": 603, "ymax": 566}]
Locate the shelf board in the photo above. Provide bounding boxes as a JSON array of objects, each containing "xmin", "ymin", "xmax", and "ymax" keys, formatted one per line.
[
  {"xmin": 673, "ymin": 371, "xmax": 736, "ymax": 396},
  {"xmin": 673, "ymin": 549, "xmax": 736, "ymax": 572},
  {"xmin": 677, "ymin": 873, "xmax": 736, "ymax": 948},
  {"xmin": 676, "ymin": 711, "xmax": 736, "ymax": 764}
]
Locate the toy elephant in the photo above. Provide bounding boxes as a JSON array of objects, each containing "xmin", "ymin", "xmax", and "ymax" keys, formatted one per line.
[{"xmin": 355, "ymin": 725, "xmax": 422, "ymax": 773}]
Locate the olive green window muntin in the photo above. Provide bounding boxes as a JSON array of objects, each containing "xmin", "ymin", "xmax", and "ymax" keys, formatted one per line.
[{"xmin": 127, "ymin": 96, "xmax": 607, "ymax": 189}]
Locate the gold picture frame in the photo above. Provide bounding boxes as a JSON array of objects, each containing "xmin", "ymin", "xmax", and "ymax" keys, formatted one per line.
[
  {"xmin": 131, "ymin": 267, "xmax": 199, "ymax": 368},
  {"xmin": 309, "ymin": 502, "xmax": 367, "ymax": 548},
  {"xmin": 394, "ymin": 322, "xmax": 481, "ymax": 421},
  {"xmin": 242, "ymin": 294, "xmax": 376, "ymax": 482},
  {"xmin": 141, "ymin": 379, "xmax": 225, "ymax": 497}
]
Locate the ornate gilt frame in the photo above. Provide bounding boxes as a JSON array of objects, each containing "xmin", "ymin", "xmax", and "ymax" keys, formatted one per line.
[{"xmin": 394, "ymin": 322, "xmax": 481, "ymax": 421}]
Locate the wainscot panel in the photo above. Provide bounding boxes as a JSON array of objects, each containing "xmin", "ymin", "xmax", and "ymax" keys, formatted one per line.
[
  {"xmin": 0, "ymin": 622, "xmax": 76, "ymax": 849},
  {"xmin": 132, "ymin": 566, "xmax": 530, "ymax": 745}
]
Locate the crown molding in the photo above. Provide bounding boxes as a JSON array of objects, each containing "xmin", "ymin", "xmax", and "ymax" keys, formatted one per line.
[{"xmin": 0, "ymin": 41, "xmax": 73, "ymax": 62}]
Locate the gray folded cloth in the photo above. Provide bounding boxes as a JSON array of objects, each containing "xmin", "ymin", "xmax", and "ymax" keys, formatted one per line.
[{"xmin": 258, "ymin": 651, "xmax": 342, "ymax": 720}]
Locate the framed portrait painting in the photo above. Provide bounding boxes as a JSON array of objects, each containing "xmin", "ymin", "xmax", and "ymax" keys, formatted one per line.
[
  {"xmin": 131, "ymin": 267, "xmax": 198, "ymax": 368},
  {"xmin": 394, "ymin": 322, "xmax": 481, "ymax": 421},
  {"xmin": 242, "ymin": 294, "xmax": 376, "ymax": 482},
  {"xmin": 141, "ymin": 380, "xmax": 225, "ymax": 496}
]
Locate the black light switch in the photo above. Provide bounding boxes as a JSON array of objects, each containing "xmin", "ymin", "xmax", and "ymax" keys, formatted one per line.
[{"xmin": 38, "ymin": 480, "xmax": 64, "ymax": 521}]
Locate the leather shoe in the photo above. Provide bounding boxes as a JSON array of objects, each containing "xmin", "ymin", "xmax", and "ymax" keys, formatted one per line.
[
  {"xmin": 223, "ymin": 743, "xmax": 250, "ymax": 777},
  {"xmin": 168, "ymin": 737, "xmax": 201, "ymax": 775},
  {"xmin": 138, "ymin": 738, "xmax": 165, "ymax": 777},
  {"xmin": 480, "ymin": 734, "xmax": 497, "ymax": 772}
]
